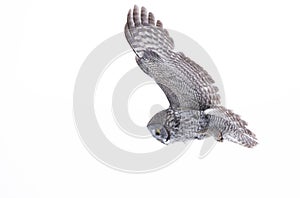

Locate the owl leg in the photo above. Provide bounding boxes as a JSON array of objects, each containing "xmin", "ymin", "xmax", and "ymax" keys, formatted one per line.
[
  {"xmin": 209, "ymin": 130, "xmax": 223, "ymax": 142},
  {"xmin": 216, "ymin": 132, "xmax": 223, "ymax": 142}
]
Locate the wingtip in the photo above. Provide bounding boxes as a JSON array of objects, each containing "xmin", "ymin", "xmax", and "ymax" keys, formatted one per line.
[
  {"xmin": 124, "ymin": 5, "xmax": 175, "ymax": 53},
  {"xmin": 126, "ymin": 9, "xmax": 133, "ymax": 28},
  {"xmin": 127, "ymin": 5, "xmax": 167, "ymax": 29},
  {"xmin": 127, "ymin": 9, "xmax": 131, "ymax": 19},
  {"xmin": 156, "ymin": 20, "xmax": 163, "ymax": 28},
  {"xmin": 133, "ymin": 5, "xmax": 141, "ymax": 26},
  {"xmin": 141, "ymin": 6, "xmax": 148, "ymax": 25},
  {"xmin": 148, "ymin": 12, "xmax": 155, "ymax": 25}
]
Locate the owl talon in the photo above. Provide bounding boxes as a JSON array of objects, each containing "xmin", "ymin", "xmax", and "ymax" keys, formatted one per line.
[{"xmin": 217, "ymin": 132, "xmax": 223, "ymax": 142}]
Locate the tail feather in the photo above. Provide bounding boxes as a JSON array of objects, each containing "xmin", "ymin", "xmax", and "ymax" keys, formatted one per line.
[
  {"xmin": 223, "ymin": 129, "xmax": 258, "ymax": 148},
  {"xmin": 204, "ymin": 106, "xmax": 258, "ymax": 148}
]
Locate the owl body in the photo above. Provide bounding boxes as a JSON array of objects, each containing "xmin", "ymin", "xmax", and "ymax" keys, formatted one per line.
[
  {"xmin": 165, "ymin": 108, "xmax": 209, "ymax": 142},
  {"xmin": 147, "ymin": 108, "xmax": 209, "ymax": 144},
  {"xmin": 125, "ymin": 5, "xmax": 258, "ymax": 148}
]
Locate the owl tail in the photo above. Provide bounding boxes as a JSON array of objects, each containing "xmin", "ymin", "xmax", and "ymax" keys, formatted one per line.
[
  {"xmin": 204, "ymin": 106, "xmax": 258, "ymax": 148},
  {"xmin": 222, "ymin": 128, "xmax": 258, "ymax": 148}
]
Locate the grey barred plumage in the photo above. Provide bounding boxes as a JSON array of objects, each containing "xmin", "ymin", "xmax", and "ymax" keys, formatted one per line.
[
  {"xmin": 124, "ymin": 5, "xmax": 258, "ymax": 148},
  {"xmin": 205, "ymin": 107, "xmax": 257, "ymax": 147}
]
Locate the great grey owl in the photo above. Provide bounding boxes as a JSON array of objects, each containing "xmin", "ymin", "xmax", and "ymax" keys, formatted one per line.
[{"xmin": 124, "ymin": 5, "xmax": 258, "ymax": 148}]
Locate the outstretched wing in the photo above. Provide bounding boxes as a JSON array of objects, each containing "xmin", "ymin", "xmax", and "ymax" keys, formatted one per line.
[
  {"xmin": 125, "ymin": 5, "xmax": 220, "ymax": 110},
  {"xmin": 204, "ymin": 106, "xmax": 258, "ymax": 148}
]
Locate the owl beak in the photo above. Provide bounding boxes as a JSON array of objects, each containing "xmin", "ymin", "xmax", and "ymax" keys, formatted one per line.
[
  {"xmin": 164, "ymin": 139, "xmax": 171, "ymax": 145},
  {"xmin": 164, "ymin": 129, "xmax": 171, "ymax": 144}
]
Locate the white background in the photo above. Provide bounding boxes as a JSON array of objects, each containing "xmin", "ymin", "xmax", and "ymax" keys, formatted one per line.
[{"xmin": 1, "ymin": 0, "xmax": 300, "ymax": 197}]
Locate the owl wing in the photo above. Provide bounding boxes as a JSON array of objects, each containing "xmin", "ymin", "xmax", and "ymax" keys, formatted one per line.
[
  {"xmin": 204, "ymin": 106, "xmax": 258, "ymax": 148},
  {"xmin": 125, "ymin": 6, "xmax": 220, "ymax": 110}
]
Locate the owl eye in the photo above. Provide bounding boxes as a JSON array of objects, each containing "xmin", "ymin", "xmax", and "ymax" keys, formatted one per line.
[{"xmin": 155, "ymin": 129, "xmax": 161, "ymax": 136}]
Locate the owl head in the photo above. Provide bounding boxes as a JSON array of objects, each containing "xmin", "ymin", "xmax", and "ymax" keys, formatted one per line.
[{"xmin": 147, "ymin": 110, "xmax": 170, "ymax": 144}]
